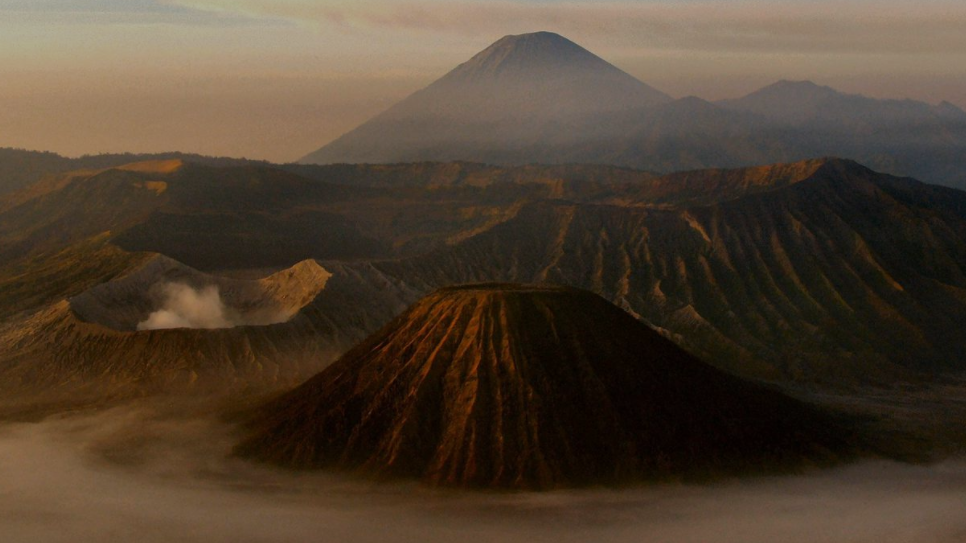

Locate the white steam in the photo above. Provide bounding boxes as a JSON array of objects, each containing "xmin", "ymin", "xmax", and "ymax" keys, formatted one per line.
[{"xmin": 138, "ymin": 283, "xmax": 234, "ymax": 331}]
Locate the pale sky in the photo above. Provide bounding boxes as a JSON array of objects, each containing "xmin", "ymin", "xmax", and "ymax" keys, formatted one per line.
[{"xmin": 1, "ymin": 0, "xmax": 965, "ymax": 162}]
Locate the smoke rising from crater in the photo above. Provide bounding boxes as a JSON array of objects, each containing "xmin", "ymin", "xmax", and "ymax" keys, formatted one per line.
[{"xmin": 137, "ymin": 283, "xmax": 235, "ymax": 331}]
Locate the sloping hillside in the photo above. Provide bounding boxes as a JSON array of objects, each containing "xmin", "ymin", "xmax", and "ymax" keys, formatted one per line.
[{"xmin": 237, "ymin": 284, "xmax": 850, "ymax": 488}]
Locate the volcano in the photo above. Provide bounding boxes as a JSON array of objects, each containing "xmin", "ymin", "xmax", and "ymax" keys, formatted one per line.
[
  {"xmin": 298, "ymin": 33, "xmax": 966, "ymax": 188},
  {"xmin": 300, "ymin": 32, "xmax": 671, "ymax": 165},
  {"xmin": 236, "ymin": 284, "xmax": 850, "ymax": 489}
]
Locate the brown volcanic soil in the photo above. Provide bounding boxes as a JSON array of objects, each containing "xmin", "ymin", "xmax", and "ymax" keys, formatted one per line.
[
  {"xmin": 305, "ymin": 158, "xmax": 966, "ymax": 384},
  {"xmin": 236, "ymin": 284, "xmax": 852, "ymax": 489},
  {"xmin": 0, "ymin": 254, "xmax": 353, "ymax": 401}
]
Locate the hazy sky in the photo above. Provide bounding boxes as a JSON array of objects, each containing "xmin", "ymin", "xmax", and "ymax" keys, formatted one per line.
[{"xmin": 1, "ymin": 0, "xmax": 965, "ymax": 162}]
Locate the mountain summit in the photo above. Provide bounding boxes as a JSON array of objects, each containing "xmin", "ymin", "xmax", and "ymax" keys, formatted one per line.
[
  {"xmin": 300, "ymin": 32, "xmax": 670, "ymax": 165},
  {"xmin": 438, "ymin": 32, "xmax": 664, "ymax": 94},
  {"xmin": 236, "ymin": 284, "xmax": 849, "ymax": 489},
  {"xmin": 298, "ymin": 34, "xmax": 966, "ymax": 187}
]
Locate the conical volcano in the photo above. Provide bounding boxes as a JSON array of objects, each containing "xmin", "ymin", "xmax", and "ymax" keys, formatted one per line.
[
  {"xmin": 434, "ymin": 31, "xmax": 668, "ymax": 101},
  {"xmin": 236, "ymin": 284, "xmax": 850, "ymax": 489},
  {"xmin": 300, "ymin": 32, "xmax": 671, "ymax": 165}
]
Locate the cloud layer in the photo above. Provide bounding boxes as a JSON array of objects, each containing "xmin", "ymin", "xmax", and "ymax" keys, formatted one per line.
[
  {"xmin": 173, "ymin": 0, "xmax": 966, "ymax": 54},
  {"xmin": 2, "ymin": 406, "xmax": 966, "ymax": 543}
]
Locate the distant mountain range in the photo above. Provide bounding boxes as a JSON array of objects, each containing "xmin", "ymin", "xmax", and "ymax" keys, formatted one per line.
[
  {"xmin": 3, "ymin": 155, "xmax": 966, "ymax": 400},
  {"xmin": 301, "ymin": 32, "xmax": 966, "ymax": 189}
]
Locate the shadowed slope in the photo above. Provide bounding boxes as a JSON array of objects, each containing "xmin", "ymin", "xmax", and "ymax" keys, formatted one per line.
[
  {"xmin": 290, "ymin": 159, "xmax": 966, "ymax": 384},
  {"xmin": 0, "ymin": 158, "xmax": 663, "ymax": 272},
  {"xmin": 237, "ymin": 284, "xmax": 850, "ymax": 489}
]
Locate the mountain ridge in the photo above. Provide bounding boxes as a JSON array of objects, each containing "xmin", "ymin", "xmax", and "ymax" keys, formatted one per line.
[
  {"xmin": 3, "ymin": 157, "xmax": 966, "ymax": 400},
  {"xmin": 299, "ymin": 34, "xmax": 966, "ymax": 188}
]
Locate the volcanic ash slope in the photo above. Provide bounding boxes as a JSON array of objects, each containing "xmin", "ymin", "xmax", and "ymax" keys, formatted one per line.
[{"xmin": 237, "ymin": 284, "xmax": 853, "ymax": 489}]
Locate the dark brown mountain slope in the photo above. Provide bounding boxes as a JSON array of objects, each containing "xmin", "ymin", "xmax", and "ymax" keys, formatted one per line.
[
  {"xmin": 0, "ymin": 159, "xmax": 654, "ymax": 272},
  {"xmin": 3, "ymin": 157, "xmax": 965, "ymax": 399},
  {"xmin": 237, "ymin": 284, "xmax": 850, "ymax": 489},
  {"xmin": 0, "ymin": 234, "xmax": 151, "ymax": 322},
  {"xmin": 300, "ymin": 159, "xmax": 966, "ymax": 384},
  {"xmin": 0, "ymin": 255, "xmax": 351, "ymax": 400},
  {"xmin": 0, "ymin": 161, "xmax": 182, "ymax": 263}
]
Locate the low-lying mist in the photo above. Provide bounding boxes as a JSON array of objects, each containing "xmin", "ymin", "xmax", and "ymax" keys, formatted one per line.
[{"xmin": 2, "ymin": 403, "xmax": 966, "ymax": 543}]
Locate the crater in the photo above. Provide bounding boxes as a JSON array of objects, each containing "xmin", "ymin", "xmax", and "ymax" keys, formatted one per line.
[{"xmin": 69, "ymin": 256, "xmax": 331, "ymax": 332}]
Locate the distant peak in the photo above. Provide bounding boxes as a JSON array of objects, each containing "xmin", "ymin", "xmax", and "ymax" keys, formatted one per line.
[
  {"xmin": 775, "ymin": 79, "xmax": 822, "ymax": 87},
  {"xmin": 765, "ymin": 80, "xmax": 838, "ymax": 95},
  {"xmin": 465, "ymin": 31, "xmax": 598, "ymax": 68},
  {"xmin": 493, "ymin": 31, "xmax": 571, "ymax": 45},
  {"xmin": 674, "ymin": 96, "xmax": 714, "ymax": 107}
]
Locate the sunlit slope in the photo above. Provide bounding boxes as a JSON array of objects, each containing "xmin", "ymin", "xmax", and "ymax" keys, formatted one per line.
[
  {"xmin": 237, "ymin": 284, "xmax": 850, "ymax": 488},
  {"xmin": 310, "ymin": 159, "xmax": 966, "ymax": 383}
]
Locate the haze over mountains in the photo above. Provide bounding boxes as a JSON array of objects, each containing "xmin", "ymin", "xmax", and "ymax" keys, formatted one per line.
[
  {"xmin": 3, "ymin": 148, "xmax": 966, "ymax": 496},
  {"xmin": 302, "ymin": 32, "xmax": 670, "ymax": 167},
  {"xmin": 303, "ymin": 32, "xmax": 966, "ymax": 189},
  {"xmin": 3, "ymin": 154, "xmax": 966, "ymax": 406},
  {"xmin": 0, "ymin": 29, "xmax": 965, "ymax": 491},
  {"xmin": 5, "ymin": 13, "xmax": 966, "ymax": 541}
]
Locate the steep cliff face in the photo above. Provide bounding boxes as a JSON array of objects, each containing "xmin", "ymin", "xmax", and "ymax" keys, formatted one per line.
[{"xmin": 237, "ymin": 284, "xmax": 850, "ymax": 489}]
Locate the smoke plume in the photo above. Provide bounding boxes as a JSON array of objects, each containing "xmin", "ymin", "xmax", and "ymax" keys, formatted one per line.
[{"xmin": 137, "ymin": 283, "xmax": 235, "ymax": 331}]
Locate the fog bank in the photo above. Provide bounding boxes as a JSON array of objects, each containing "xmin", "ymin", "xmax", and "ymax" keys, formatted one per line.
[{"xmin": 2, "ymin": 407, "xmax": 966, "ymax": 543}]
